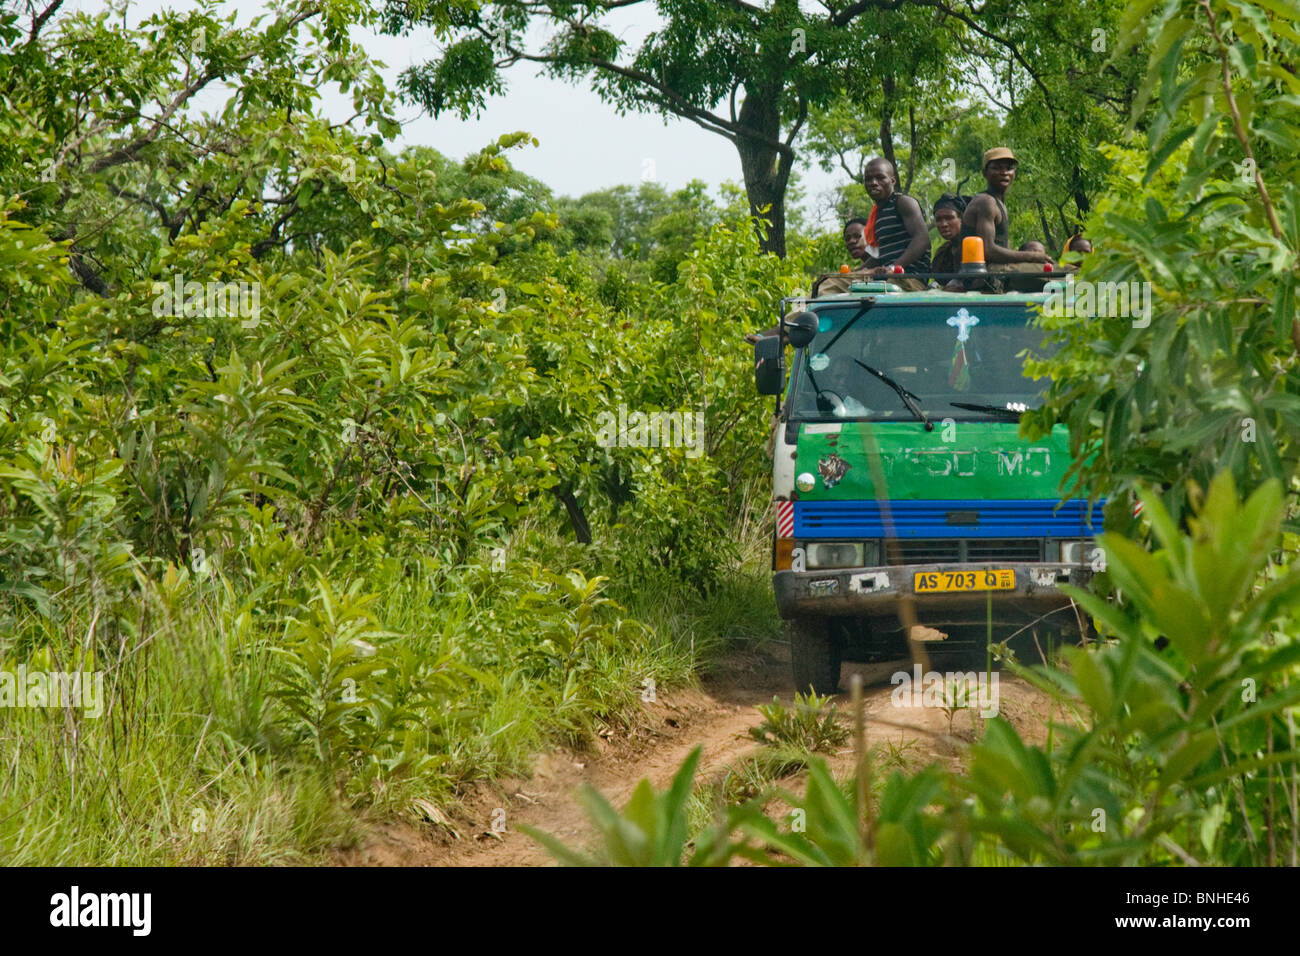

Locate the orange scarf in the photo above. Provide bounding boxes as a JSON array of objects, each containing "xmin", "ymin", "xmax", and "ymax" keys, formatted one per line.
[{"xmin": 862, "ymin": 205, "xmax": 880, "ymax": 258}]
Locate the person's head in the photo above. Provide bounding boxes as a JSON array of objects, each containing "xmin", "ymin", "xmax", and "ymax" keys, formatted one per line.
[
  {"xmin": 843, "ymin": 217, "xmax": 869, "ymax": 260},
  {"xmin": 982, "ymin": 147, "xmax": 1018, "ymax": 192},
  {"xmin": 933, "ymin": 194, "xmax": 966, "ymax": 241},
  {"xmin": 863, "ymin": 157, "xmax": 898, "ymax": 202},
  {"xmin": 1019, "ymin": 240, "xmax": 1046, "ymax": 255},
  {"xmin": 1067, "ymin": 235, "xmax": 1092, "ymax": 254}
]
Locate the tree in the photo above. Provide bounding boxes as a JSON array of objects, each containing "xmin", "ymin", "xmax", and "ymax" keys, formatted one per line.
[
  {"xmin": 384, "ymin": 0, "xmax": 957, "ymax": 257},
  {"xmin": 935, "ymin": 0, "xmax": 1146, "ymax": 248},
  {"xmin": 795, "ymin": 0, "xmax": 1145, "ymax": 248},
  {"xmin": 803, "ymin": 97, "xmax": 1001, "ymax": 224},
  {"xmin": 0, "ymin": 0, "xmax": 397, "ymax": 295},
  {"xmin": 1024, "ymin": 0, "xmax": 1300, "ymax": 531}
]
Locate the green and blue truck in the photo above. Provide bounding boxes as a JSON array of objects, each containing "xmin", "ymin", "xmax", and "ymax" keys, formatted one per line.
[{"xmin": 753, "ymin": 279, "xmax": 1100, "ymax": 694}]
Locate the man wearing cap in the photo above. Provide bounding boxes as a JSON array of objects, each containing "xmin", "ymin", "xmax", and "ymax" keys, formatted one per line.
[{"xmin": 959, "ymin": 147, "xmax": 1047, "ymax": 266}]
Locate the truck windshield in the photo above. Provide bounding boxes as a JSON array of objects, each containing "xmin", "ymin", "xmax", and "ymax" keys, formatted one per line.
[{"xmin": 788, "ymin": 301, "xmax": 1055, "ymax": 422}]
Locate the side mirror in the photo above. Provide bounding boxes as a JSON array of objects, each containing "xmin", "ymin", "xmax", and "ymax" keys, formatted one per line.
[
  {"xmin": 783, "ymin": 310, "xmax": 818, "ymax": 350},
  {"xmin": 754, "ymin": 334, "xmax": 783, "ymax": 395}
]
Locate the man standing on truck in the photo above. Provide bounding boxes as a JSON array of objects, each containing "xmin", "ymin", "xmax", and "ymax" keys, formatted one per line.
[
  {"xmin": 747, "ymin": 217, "xmax": 874, "ymax": 339},
  {"xmin": 958, "ymin": 148, "xmax": 1047, "ymax": 267},
  {"xmin": 860, "ymin": 157, "xmax": 930, "ymax": 290},
  {"xmin": 810, "ymin": 217, "xmax": 879, "ymax": 297},
  {"xmin": 1019, "ymin": 239, "xmax": 1054, "ymax": 263},
  {"xmin": 943, "ymin": 147, "xmax": 1050, "ymax": 292}
]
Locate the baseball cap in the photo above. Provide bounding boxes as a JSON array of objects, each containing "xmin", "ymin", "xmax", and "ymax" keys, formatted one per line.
[{"xmin": 983, "ymin": 147, "xmax": 1018, "ymax": 169}]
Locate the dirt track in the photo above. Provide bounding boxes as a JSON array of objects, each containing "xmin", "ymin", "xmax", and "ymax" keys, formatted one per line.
[{"xmin": 342, "ymin": 643, "xmax": 1060, "ymax": 867}]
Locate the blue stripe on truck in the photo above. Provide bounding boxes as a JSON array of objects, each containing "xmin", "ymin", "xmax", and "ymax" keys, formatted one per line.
[{"xmin": 793, "ymin": 498, "xmax": 1103, "ymax": 539}]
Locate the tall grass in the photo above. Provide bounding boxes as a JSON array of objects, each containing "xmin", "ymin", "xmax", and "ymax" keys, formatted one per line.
[{"xmin": 0, "ymin": 513, "xmax": 781, "ymax": 864}]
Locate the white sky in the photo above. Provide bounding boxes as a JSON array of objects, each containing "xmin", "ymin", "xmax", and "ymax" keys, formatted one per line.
[{"xmin": 74, "ymin": 0, "xmax": 847, "ymax": 226}]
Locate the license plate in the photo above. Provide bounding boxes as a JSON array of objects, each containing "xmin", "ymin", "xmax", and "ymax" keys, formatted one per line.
[{"xmin": 914, "ymin": 569, "xmax": 1016, "ymax": 593}]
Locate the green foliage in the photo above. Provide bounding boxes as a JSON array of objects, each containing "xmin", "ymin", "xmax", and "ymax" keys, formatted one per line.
[
  {"xmin": 735, "ymin": 760, "xmax": 949, "ymax": 867},
  {"xmin": 748, "ymin": 691, "xmax": 850, "ymax": 753},
  {"xmin": 0, "ymin": 0, "xmax": 795, "ymax": 863},
  {"xmin": 938, "ymin": 676, "xmax": 976, "ymax": 737},
  {"xmin": 989, "ymin": 0, "xmax": 1145, "ymax": 244},
  {"xmin": 389, "ymin": 0, "xmax": 1086, "ymax": 255},
  {"xmin": 529, "ymin": 472, "xmax": 1300, "ymax": 866},
  {"xmin": 520, "ymin": 747, "xmax": 733, "ymax": 866},
  {"xmin": 1024, "ymin": 0, "xmax": 1300, "ymax": 529}
]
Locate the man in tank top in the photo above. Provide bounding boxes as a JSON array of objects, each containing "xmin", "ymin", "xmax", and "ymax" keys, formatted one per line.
[
  {"xmin": 943, "ymin": 147, "xmax": 1050, "ymax": 291},
  {"xmin": 958, "ymin": 147, "xmax": 1047, "ymax": 266},
  {"xmin": 859, "ymin": 157, "xmax": 930, "ymax": 290}
]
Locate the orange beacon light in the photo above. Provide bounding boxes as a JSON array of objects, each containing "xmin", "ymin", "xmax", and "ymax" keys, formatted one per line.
[{"xmin": 959, "ymin": 236, "xmax": 987, "ymax": 273}]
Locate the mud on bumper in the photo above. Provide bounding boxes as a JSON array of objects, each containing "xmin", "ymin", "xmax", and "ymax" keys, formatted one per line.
[{"xmin": 773, "ymin": 563, "xmax": 1093, "ymax": 619}]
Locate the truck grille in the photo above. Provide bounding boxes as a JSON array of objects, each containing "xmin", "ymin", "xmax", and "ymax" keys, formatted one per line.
[
  {"xmin": 887, "ymin": 540, "xmax": 960, "ymax": 563},
  {"xmin": 886, "ymin": 538, "xmax": 1042, "ymax": 563},
  {"xmin": 966, "ymin": 538, "xmax": 1043, "ymax": 562},
  {"xmin": 794, "ymin": 499, "xmax": 1099, "ymax": 538}
]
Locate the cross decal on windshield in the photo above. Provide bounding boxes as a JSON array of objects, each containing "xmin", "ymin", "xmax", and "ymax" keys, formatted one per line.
[{"xmin": 947, "ymin": 308, "xmax": 979, "ymax": 342}]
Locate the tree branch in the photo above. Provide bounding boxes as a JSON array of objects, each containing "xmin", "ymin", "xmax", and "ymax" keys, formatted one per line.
[
  {"xmin": 86, "ymin": 6, "xmax": 320, "ymax": 175},
  {"xmin": 831, "ymin": 0, "xmax": 910, "ymax": 27},
  {"xmin": 495, "ymin": 34, "xmax": 746, "ymax": 147},
  {"xmin": 1201, "ymin": 0, "xmax": 1283, "ymax": 241},
  {"xmin": 104, "ymin": 183, "xmax": 184, "ymax": 237},
  {"xmin": 784, "ymin": 95, "xmax": 808, "ymax": 150},
  {"xmin": 28, "ymin": 0, "xmax": 63, "ymax": 45},
  {"xmin": 928, "ymin": 0, "xmax": 1061, "ymax": 148},
  {"xmin": 904, "ymin": 103, "xmax": 915, "ymax": 193}
]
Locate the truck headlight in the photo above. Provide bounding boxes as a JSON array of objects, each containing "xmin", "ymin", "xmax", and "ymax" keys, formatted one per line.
[
  {"xmin": 1058, "ymin": 540, "xmax": 1092, "ymax": 564},
  {"xmin": 806, "ymin": 541, "xmax": 864, "ymax": 569}
]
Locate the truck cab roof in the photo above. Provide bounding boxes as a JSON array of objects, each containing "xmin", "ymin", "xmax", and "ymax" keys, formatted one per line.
[{"xmin": 806, "ymin": 279, "xmax": 1054, "ymax": 306}]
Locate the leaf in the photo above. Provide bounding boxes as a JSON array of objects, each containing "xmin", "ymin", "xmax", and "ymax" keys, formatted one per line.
[
  {"xmin": 1064, "ymin": 646, "xmax": 1113, "ymax": 718},
  {"xmin": 1158, "ymin": 732, "xmax": 1217, "ymax": 792},
  {"xmin": 517, "ymin": 824, "xmax": 599, "ymax": 867},
  {"xmin": 1144, "ymin": 124, "xmax": 1196, "ymax": 185}
]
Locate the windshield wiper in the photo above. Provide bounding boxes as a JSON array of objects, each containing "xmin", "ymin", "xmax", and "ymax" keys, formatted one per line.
[
  {"xmin": 795, "ymin": 302, "xmax": 876, "ymax": 416},
  {"xmin": 803, "ymin": 365, "xmax": 837, "ymax": 414},
  {"xmin": 950, "ymin": 401, "xmax": 1029, "ymax": 420},
  {"xmin": 820, "ymin": 301, "xmax": 874, "ymax": 354},
  {"xmin": 855, "ymin": 359, "xmax": 932, "ymax": 430}
]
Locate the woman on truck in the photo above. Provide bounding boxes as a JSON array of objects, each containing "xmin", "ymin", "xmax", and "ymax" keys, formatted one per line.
[{"xmin": 930, "ymin": 193, "xmax": 967, "ymax": 275}]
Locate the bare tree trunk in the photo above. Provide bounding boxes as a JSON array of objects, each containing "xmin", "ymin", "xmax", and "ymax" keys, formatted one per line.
[
  {"xmin": 879, "ymin": 74, "xmax": 896, "ymax": 173},
  {"xmin": 552, "ymin": 486, "xmax": 592, "ymax": 544},
  {"xmin": 1035, "ymin": 198, "xmax": 1058, "ymax": 250},
  {"xmin": 736, "ymin": 90, "xmax": 790, "ymax": 257},
  {"xmin": 903, "ymin": 104, "xmax": 916, "ymax": 194},
  {"xmin": 1072, "ymin": 163, "xmax": 1091, "ymax": 220}
]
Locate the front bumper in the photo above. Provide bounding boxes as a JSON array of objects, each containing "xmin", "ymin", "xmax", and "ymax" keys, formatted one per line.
[{"xmin": 774, "ymin": 562, "xmax": 1093, "ymax": 619}]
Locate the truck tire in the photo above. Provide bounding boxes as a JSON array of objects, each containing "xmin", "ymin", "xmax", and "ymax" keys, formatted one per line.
[{"xmin": 791, "ymin": 617, "xmax": 842, "ymax": 696}]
